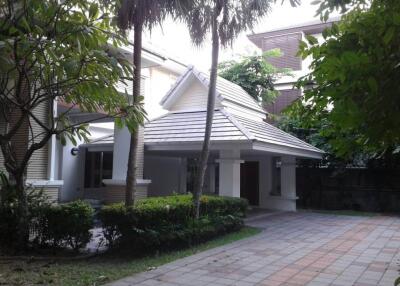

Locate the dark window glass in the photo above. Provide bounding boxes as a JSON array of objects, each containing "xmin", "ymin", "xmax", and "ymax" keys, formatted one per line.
[{"xmin": 84, "ymin": 151, "xmax": 113, "ymax": 188}]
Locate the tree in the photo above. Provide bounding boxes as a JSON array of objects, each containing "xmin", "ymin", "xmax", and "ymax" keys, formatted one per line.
[
  {"xmin": 116, "ymin": 0, "xmax": 192, "ymax": 207},
  {"xmin": 187, "ymin": 0, "xmax": 299, "ymax": 218},
  {"xmin": 0, "ymin": 0, "xmax": 143, "ymax": 250},
  {"xmin": 294, "ymin": 0, "xmax": 400, "ymax": 158},
  {"xmin": 218, "ymin": 49, "xmax": 290, "ymax": 104}
]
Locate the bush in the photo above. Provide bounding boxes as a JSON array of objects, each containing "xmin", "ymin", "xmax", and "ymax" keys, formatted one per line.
[
  {"xmin": 36, "ymin": 200, "xmax": 94, "ymax": 251},
  {"xmin": 0, "ymin": 173, "xmax": 50, "ymax": 252},
  {"xmin": 98, "ymin": 195, "xmax": 247, "ymax": 252}
]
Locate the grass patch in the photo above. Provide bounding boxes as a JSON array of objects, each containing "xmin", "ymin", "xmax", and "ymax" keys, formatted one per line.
[
  {"xmin": 0, "ymin": 227, "xmax": 261, "ymax": 286},
  {"xmin": 311, "ymin": 209, "xmax": 378, "ymax": 217}
]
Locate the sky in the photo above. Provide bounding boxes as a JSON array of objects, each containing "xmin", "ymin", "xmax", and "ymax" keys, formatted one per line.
[{"xmin": 142, "ymin": 0, "xmax": 323, "ymax": 70}]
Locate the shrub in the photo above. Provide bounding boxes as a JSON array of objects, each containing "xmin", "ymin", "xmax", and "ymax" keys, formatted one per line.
[
  {"xmin": 98, "ymin": 194, "xmax": 247, "ymax": 252},
  {"xmin": 0, "ymin": 173, "xmax": 50, "ymax": 252},
  {"xmin": 37, "ymin": 200, "xmax": 94, "ymax": 251}
]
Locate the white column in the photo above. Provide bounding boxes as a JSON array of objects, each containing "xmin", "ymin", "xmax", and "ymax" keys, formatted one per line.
[
  {"xmin": 47, "ymin": 135, "xmax": 57, "ymax": 181},
  {"xmin": 111, "ymin": 126, "xmax": 131, "ymax": 182},
  {"xmin": 281, "ymin": 156, "xmax": 297, "ymax": 200},
  {"xmin": 216, "ymin": 150, "xmax": 243, "ymax": 198}
]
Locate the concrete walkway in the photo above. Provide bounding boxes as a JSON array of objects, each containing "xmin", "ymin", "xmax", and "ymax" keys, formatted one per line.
[{"xmin": 108, "ymin": 212, "xmax": 400, "ymax": 286}]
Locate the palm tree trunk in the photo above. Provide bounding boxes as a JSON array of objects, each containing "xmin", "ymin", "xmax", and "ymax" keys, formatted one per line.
[
  {"xmin": 193, "ymin": 14, "xmax": 220, "ymax": 219},
  {"xmin": 125, "ymin": 22, "xmax": 143, "ymax": 207}
]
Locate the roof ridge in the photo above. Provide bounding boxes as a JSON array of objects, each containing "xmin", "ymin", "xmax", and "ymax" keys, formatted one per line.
[
  {"xmin": 220, "ymin": 109, "xmax": 255, "ymax": 141},
  {"xmin": 160, "ymin": 66, "xmax": 194, "ymax": 105}
]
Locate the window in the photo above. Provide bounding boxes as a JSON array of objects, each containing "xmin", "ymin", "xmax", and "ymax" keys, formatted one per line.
[{"xmin": 84, "ymin": 151, "xmax": 113, "ymax": 188}]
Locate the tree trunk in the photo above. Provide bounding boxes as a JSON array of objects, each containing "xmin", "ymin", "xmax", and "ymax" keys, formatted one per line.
[
  {"xmin": 193, "ymin": 14, "xmax": 220, "ymax": 219},
  {"xmin": 14, "ymin": 172, "xmax": 29, "ymax": 252},
  {"xmin": 125, "ymin": 22, "xmax": 143, "ymax": 207}
]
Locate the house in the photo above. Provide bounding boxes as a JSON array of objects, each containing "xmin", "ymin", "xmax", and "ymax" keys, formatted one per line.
[
  {"xmin": 80, "ymin": 66, "xmax": 323, "ymax": 211},
  {"xmin": 0, "ymin": 44, "xmax": 186, "ymax": 202},
  {"xmin": 248, "ymin": 18, "xmax": 340, "ymax": 116},
  {"xmin": 1, "ymin": 42, "xmax": 324, "ymax": 211}
]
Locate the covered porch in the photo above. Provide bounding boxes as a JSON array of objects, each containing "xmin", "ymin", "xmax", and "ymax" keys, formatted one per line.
[{"xmin": 145, "ymin": 144, "xmax": 303, "ymax": 212}]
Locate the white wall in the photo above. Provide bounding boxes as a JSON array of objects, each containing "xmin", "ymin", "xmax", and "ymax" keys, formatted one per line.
[
  {"xmin": 60, "ymin": 137, "xmax": 84, "ymax": 202},
  {"xmin": 170, "ymin": 79, "xmax": 210, "ymax": 111},
  {"xmin": 145, "ymin": 67, "xmax": 179, "ymax": 119}
]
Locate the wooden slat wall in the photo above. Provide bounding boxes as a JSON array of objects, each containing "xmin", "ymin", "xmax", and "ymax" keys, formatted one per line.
[
  {"xmin": 265, "ymin": 89, "xmax": 301, "ymax": 116},
  {"xmin": 262, "ymin": 33, "xmax": 303, "ymax": 71},
  {"xmin": 136, "ymin": 77, "xmax": 146, "ymax": 179},
  {"xmin": 26, "ymin": 101, "xmax": 49, "ymax": 180}
]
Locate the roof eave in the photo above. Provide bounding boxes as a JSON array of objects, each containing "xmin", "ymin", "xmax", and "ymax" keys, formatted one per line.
[{"xmin": 252, "ymin": 141, "xmax": 323, "ymax": 159}]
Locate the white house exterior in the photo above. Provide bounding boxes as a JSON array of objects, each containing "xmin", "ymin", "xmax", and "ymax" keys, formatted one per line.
[
  {"xmin": 0, "ymin": 44, "xmax": 186, "ymax": 203},
  {"xmin": 1, "ymin": 40, "xmax": 324, "ymax": 211},
  {"xmin": 80, "ymin": 66, "xmax": 323, "ymax": 211}
]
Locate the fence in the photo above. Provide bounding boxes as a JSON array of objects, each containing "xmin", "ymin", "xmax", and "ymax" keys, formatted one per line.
[{"xmin": 296, "ymin": 167, "xmax": 400, "ymax": 212}]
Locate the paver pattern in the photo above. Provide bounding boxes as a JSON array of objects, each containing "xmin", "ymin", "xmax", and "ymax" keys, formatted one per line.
[{"xmin": 108, "ymin": 212, "xmax": 400, "ymax": 286}]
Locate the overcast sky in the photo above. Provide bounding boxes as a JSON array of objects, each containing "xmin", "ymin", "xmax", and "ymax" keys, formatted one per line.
[{"xmin": 141, "ymin": 0, "xmax": 324, "ymax": 70}]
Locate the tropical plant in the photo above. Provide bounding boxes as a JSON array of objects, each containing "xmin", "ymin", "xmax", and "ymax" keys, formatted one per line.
[
  {"xmin": 187, "ymin": 0, "xmax": 299, "ymax": 218},
  {"xmin": 294, "ymin": 0, "xmax": 400, "ymax": 158},
  {"xmin": 218, "ymin": 49, "xmax": 290, "ymax": 104},
  {"xmin": 0, "ymin": 0, "xmax": 142, "ymax": 250},
  {"xmin": 115, "ymin": 0, "xmax": 192, "ymax": 207}
]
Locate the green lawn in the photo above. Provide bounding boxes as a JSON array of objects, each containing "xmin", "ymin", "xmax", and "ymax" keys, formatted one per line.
[{"xmin": 0, "ymin": 227, "xmax": 261, "ymax": 286}]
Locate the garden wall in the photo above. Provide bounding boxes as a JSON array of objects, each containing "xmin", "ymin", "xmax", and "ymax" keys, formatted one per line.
[{"xmin": 296, "ymin": 167, "xmax": 400, "ymax": 212}]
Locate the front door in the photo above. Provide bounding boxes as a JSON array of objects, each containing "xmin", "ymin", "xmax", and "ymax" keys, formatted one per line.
[{"xmin": 240, "ymin": 161, "xmax": 259, "ymax": 206}]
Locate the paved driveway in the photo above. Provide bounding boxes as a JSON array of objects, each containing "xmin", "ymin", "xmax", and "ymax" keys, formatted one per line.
[{"xmin": 109, "ymin": 212, "xmax": 400, "ymax": 286}]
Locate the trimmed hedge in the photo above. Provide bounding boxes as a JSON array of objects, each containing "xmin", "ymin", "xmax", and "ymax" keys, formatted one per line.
[
  {"xmin": 35, "ymin": 200, "xmax": 94, "ymax": 251},
  {"xmin": 98, "ymin": 195, "xmax": 248, "ymax": 251}
]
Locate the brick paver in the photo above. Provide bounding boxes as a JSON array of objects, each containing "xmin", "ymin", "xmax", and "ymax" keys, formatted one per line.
[{"xmin": 107, "ymin": 212, "xmax": 400, "ymax": 286}]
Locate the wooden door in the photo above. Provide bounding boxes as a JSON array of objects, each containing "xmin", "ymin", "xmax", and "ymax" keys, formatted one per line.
[{"xmin": 240, "ymin": 161, "xmax": 259, "ymax": 206}]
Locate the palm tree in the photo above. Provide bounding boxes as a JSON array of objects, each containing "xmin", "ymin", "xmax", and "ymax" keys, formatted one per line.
[
  {"xmin": 116, "ymin": 0, "xmax": 192, "ymax": 206},
  {"xmin": 188, "ymin": 0, "xmax": 299, "ymax": 218}
]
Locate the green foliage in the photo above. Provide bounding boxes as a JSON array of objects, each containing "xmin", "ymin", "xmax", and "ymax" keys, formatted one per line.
[
  {"xmin": 0, "ymin": 0, "xmax": 145, "ymax": 180},
  {"xmin": 218, "ymin": 50, "xmax": 290, "ymax": 104},
  {"xmin": 0, "ymin": 181, "xmax": 50, "ymax": 252},
  {"xmin": 312, "ymin": 0, "xmax": 370, "ymax": 20},
  {"xmin": 98, "ymin": 195, "xmax": 248, "ymax": 251},
  {"xmin": 36, "ymin": 201, "xmax": 94, "ymax": 251},
  {"xmin": 293, "ymin": 0, "xmax": 400, "ymax": 158}
]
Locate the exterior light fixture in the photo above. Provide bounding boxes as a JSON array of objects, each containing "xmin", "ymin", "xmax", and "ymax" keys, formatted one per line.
[{"xmin": 71, "ymin": 147, "xmax": 79, "ymax": 156}]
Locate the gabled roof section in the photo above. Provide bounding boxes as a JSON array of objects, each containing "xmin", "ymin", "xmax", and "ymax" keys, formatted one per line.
[
  {"xmin": 160, "ymin": 66, "xmax": 266, "ymax": 115},
  {"xmin": 145, "ymin": 109, "xmax": 249, "ymax": 143},
  {"xmin": 144, "ymin": 109, "xmax": 323, "ymax": 158}
]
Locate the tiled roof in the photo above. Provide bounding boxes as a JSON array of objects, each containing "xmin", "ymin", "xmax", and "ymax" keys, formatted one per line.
[
  {"xmin": 161, "ymin": 66, "xmax": 266, "ymax": 114},
  {"xmin": 193, "ymin": 69, "xmax": 265, "ymax": 114},
  {"xmin": 233, "ymin": 114, "xmax": 322, "ymax": 153},
  {"xmin": 144, "ymin": 109, "xmax": 323, "ymax": 155},
  {"xmin": 145, "ymin": 110, "xmax": 248, "ymax": 143}
]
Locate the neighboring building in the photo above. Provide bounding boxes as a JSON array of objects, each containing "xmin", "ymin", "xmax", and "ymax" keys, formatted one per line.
[
  {"xmin": 81, "ymin": 66, "xmax": 323, "ymax": 211},
  {"xmin": 248, "ymin": 18, "xmax": 339, "ymax": 116}
]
